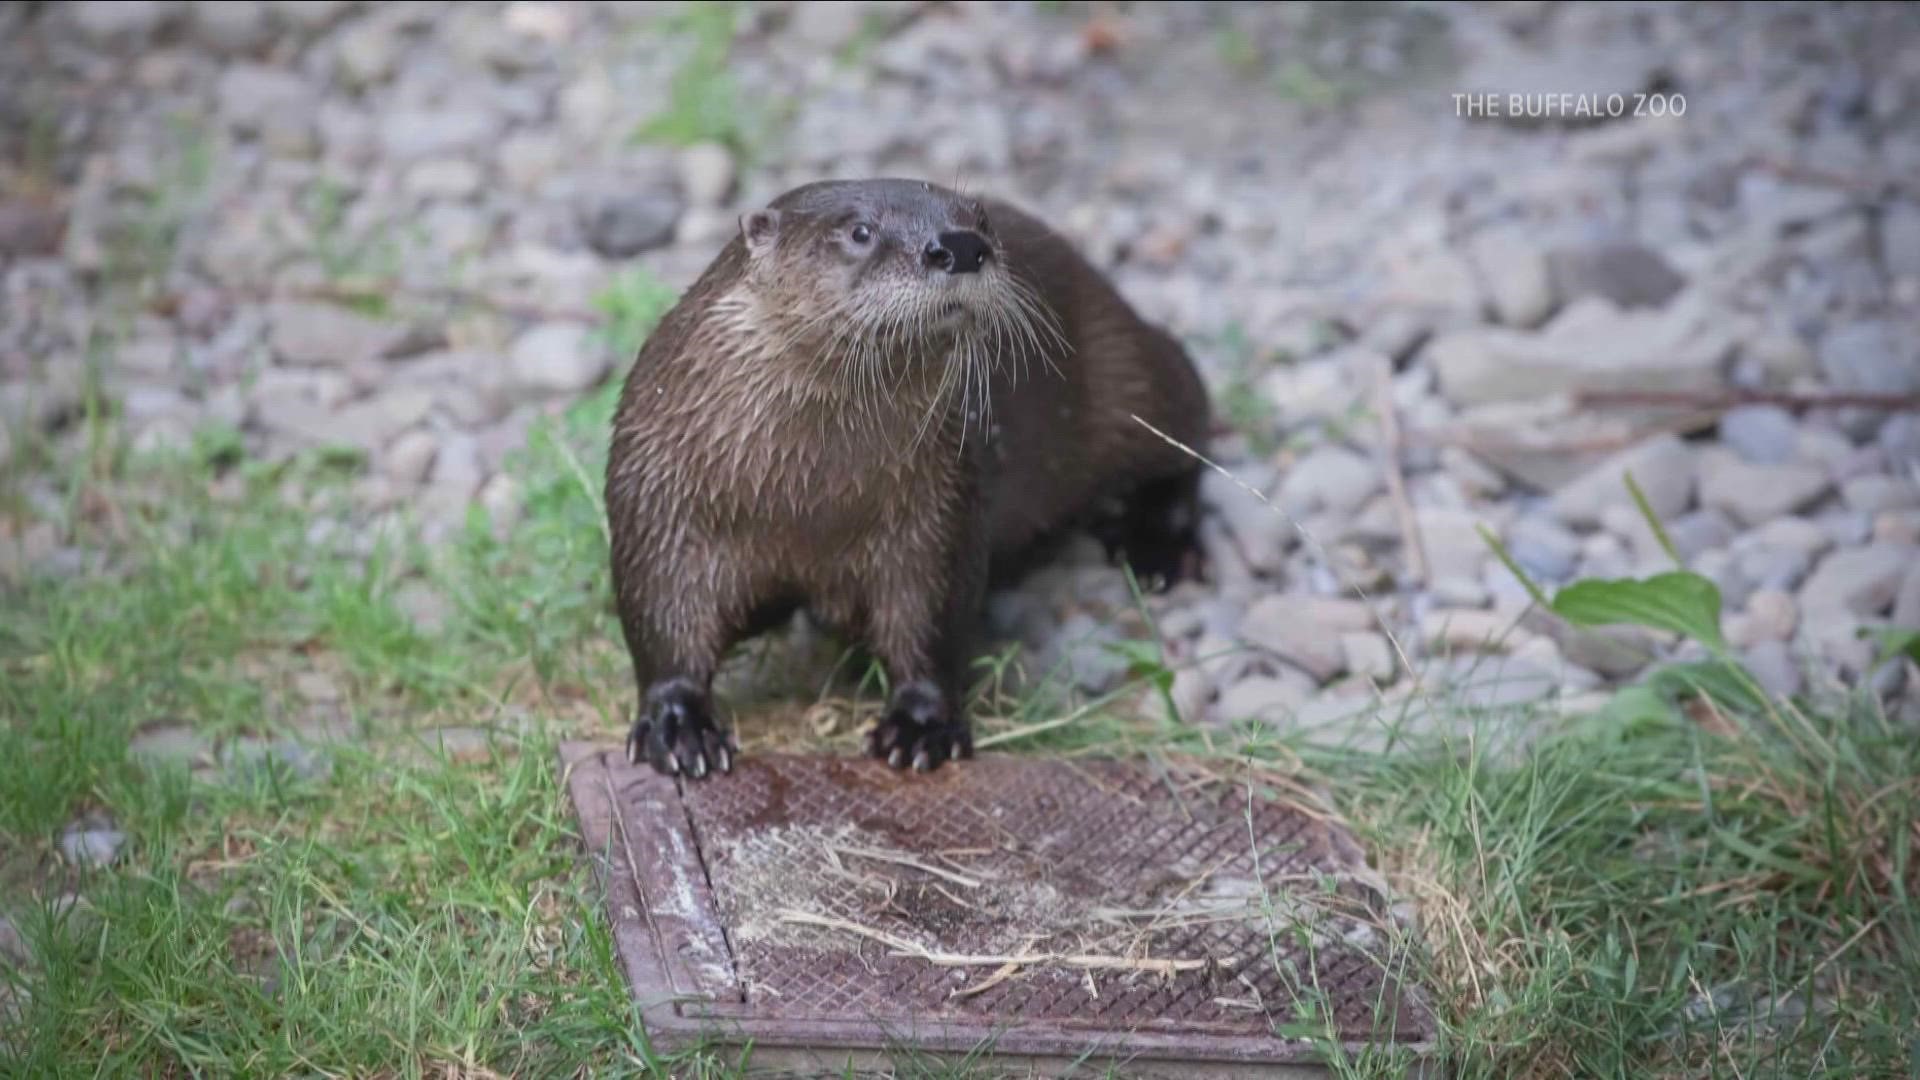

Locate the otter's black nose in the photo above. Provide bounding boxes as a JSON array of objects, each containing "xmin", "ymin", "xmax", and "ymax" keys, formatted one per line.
[{"xmin": 924, "ymin": 230, "xmax": 990, "ymax": 275}]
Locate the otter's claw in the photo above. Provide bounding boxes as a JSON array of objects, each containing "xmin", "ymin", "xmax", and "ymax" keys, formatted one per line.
[
  {"xmin": 628, "ymin": 678, "xmax": 735, "ymax": 779},
  {"xmin": 867, "ymin": 680, "xmax": 972, "ymax": 773}
]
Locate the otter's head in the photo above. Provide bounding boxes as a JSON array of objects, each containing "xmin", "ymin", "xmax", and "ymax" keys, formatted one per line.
[{"xmin": 732, "ymin": 179, "xmax": 1058, "ymax": 404}]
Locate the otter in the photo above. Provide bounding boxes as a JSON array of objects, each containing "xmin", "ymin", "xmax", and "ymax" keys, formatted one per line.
[{"xmin": 606, "ymin": 179, "xmax": 1209, "ymax": 778}]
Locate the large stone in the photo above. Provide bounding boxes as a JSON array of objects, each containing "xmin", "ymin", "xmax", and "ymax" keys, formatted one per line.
[
  {"xmin": 268, "ymin": 302, "xmax": 415, "ymax": 367},
  {"xmin": 1883, "ymin": 202, "xmax": 1920, "ymax": 282},
  {"xmin": 380, "ymin": 107, "xmax": 504, "ymax": 163},
  {"xmin": 1237, "ymin": 596, "xmax": 1372, "ymax": 682},
  {"xmin": 188, "ymin": 1, "xmax": 273, "ymax": 52},
  {"xmin": 68, "ymin": 0, "xmax": 171, "ymax": 44},
  {"xmin": 1416, "ymin": 507, "xmax": 1493, "ymax": 582},
  {"xmin": 1718, "ymin": 405, "xmax": 1799, "ymax": 465},
  {"xmin": 1698, "ymin": 447, "xmax": 1833, "ymax": 527},
  {"xmin": 1340, "ymin": 631, "xmax": 1397, "ymax": 682},
  {"xmin": 1545, "ymin": 243, "xmax": 1686, "ymax": 310},
  {"xmin": 1467, "ymin": 226, "xmax": 1555, "ymax": 327},
  {"xmin": 1422, "ymin": 609, "xmax": 1524, "ymax": 653},
  {"xmin": 1820, "ymin": 319, "xmax": 1920, "ymax": 396},
  {"xmin": 1799, "ymin": 543, "xmax": 1914, "ymax": 619},
  {"xmin": 509, "ymin": 322, "xmax": 607, "ymax": 394},
  {"xmin": 59, "ymin": 825, "xmax": 125, "ymax": 867},
  {"xmin": 217, "ymin": 64, "xmax": 313, "ymax": 137},
  {"xmin": 1430, "ymin": 295, "xmax": 1735, "ymax": 407},
  {"xmin": 1550, "ymin": 434, "xmax": 1695, "ymax": 527},
  {"xmin": 677, "ymin": 142, "xmax": 736, "ymax": 208},
  {"xmin": 1213, "ymin": 675, "xmax": 1309, "ymax": 725},
  {"xmin": 578, "ymin": 188, "xmax": 682, "ymax": 259},
  {"xmin": 1275, "ymin": 446, "xmax": 1380, "ymax": 517}
]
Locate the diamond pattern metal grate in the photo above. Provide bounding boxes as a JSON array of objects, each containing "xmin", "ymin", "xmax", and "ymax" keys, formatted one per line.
[{"xmin": 562, "ymin": 743, "xmax": 1434, "ymax": 1074}]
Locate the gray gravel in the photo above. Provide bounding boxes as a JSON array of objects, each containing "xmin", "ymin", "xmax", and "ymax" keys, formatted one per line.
[{"xmin": 4, "ymin": 1, "xmax": 1917, "ymax": 771}]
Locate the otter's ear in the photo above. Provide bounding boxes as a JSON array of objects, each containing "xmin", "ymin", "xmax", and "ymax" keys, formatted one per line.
[{"xmin": 740, "ymin": 209, "xmax": 782, "ymax": 257}]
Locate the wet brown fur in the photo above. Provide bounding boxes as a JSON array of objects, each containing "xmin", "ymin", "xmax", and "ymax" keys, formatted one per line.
[{"xmin": 606, "ymin": 179, "xmax": 1209, "ymax": 777}]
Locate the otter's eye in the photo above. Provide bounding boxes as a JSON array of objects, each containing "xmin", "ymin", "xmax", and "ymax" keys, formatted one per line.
[{"xmin": 849, "ymin": 223, "xmax": 873, "ymax": 245}]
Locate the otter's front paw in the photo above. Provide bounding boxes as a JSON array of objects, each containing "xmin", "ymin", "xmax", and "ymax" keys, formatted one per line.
[
  {"xmin": 867, "ymin": 680, "xmax": 973, "ymax": 772},
  {"xmin": 627, "ymin": 677, "xmax": 734, "ymax": 779}
]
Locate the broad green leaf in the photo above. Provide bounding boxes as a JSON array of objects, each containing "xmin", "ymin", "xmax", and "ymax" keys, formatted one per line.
[{"xmin": 1550, "ymin": 572, "xmax": 1728, "ymax": 653}]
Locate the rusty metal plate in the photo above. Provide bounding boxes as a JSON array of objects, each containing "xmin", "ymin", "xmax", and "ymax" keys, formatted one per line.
[{"xmin": 561, "ymin": 744, "xmax": 1435, "ymax": 1076}]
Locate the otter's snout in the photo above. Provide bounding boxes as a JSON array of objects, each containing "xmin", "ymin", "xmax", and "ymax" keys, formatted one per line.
[{"xmin": 923, "ymin": 230, "xmax": 991, "ymax": 275}]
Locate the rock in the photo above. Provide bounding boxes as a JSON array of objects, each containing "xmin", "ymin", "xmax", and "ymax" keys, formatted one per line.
[
  {"xmin": 394, "ymin": 580, "xmax": 452, "ymax": 633},
  {"xmin": 1742, "ymin": 589, "xmax": 1799, "ymax": 645},
  {"xmin": 509, "ymin": 322, "xmax": 606, "ymax": 394},
  {"xmin": 1200, "ymin": 467, "xmax": 1289, "ymax": 574},
  {"xmin": 1550, "ymin": 434, "xmax": 1695, "ymax": 527},
  {"xmin": 188, "ymin": 1, "xmax": 272, "ymax": 52},
  {"xmin": 1842, "ymin": 475, "xmax": 1919, "ymax": 513},
  {"xmin": 1431, "ymin": 295, "xmax": 1735, "ymax": 408},
  {"xmin": 479, "ymin": 474, "xmax": 522, "ymax": 530},
  {"xmin": 1743, "ymin": 640, "xmax": 1802, "ymax": 699},
  {"xmin": 68, "ymin": 0, "xmax": 171, "ymax": 43},
  {"xmin": 403, "ymin": 159, "xmax": 484, "ymax": 201},
  {"xmin": 1213, "ymin": 675, "xmax": 1308, "ymax": 724},
  {"xmin": 1422, "ymin": 609, "xmax": 1522, "ymax": 653},
  {"xmin": 1276, "ymin": 446, "xmax": 1379, "ymax": 517},
  {"xmin": 1892, "ymin": 565, "xmax": 1920, "ymax": 630},
  {"xmin": 1883, "ymin": 202, "xmax": 1920, "ymax": 282},
  {"xmin": 293, "ymin": 671, "xmax": 341, "ymax": 704},
  {"xmin": 1237, "ymin": 596, "xmax": 1370, "ymax": 682},
  {"xmin": 497, "ymin": 132, "xmax": 561, "ymax": 192},
  {"xmin": 59, "ymin": 825, "xmax": 125, "ymax": 868},
  {"xmin": 1733, "ymin": 543, "xmax": 1812, "ymax": 591},
  {"xmin": 1820, "ymin": 320, "xmax": 1920, "ymax": 396},
  {"xmin": 272, "ymin": 1, "xmax": 349, "ymax": 31},
  {"xmin": 334, "ymin": 15, "xmax": 404, "ymax": 85},
  {"xmin": 1545, "ymin": 243, "xmax": 1686, "ymax": 310},
  {"xmin": 217, "ymin": 64, "xmax": 312, "ymax": 138},
  {"xmin": 384, "ymin": 429, "xmax": 439, "ymax": 483},
  {"xmin": 225, "ymin": 738, "xmax": 333, "ymax": 784},
  {"xmin": 0, "ymin": 199, "xmax": 66, "ymax": 258},
  {"xmin": 677, "ymin": 142, "xmax": 736, "ymax": 208},
  {"xmin": 1430, "ymin": 575, "xmax": 1490, "ymax": 608},
  {"xmin": 415, "ymin": 726, "xmax": 494, "ymax": 763},
  {"xmin": 1340, "ymin": 632, "xmax": 1396, "ymax": 682},
  {"xmin": 1505, "ymin": 516, "xmax": 1582, "ymax": 582},
  {"xmin": 422, "ymin": 434, "xmax": 485, "ymax": 518},
  {"xmin": 1739, "ymin": 173, "xmax": 1849, "ymax": 233},
  {"xmin": 1416, "ymin": 507, "xmax": 1492, "ymax": 582},
  {"xmin": 380, "ymin": 107, "xmax": 504, "ymax": 164},
  {"xmin": 578, "ymin": 188, "xmax": 683, "ymax": 259},
  {"xmin": 268, "ymin": 302, "xmax": 415, "ymax": 367},
  {"xmin": 1046, "ymin": 613, "xmax": 1129, "ymax": 695},
  {"xmin": 1390, "ymin": 247, "xmax": 1482, "ymax": 315},
  {"xmin": 1746, "ymin": 516, "xmax": 1832, "ymax": 559},
  {"xmin": 1698, "ymin": 447, "xmax": 1833, "ymax": 527},
  {"xmin": 1800, "ymin": 543, "xmax": 1914, "ymax": 618},
  {"xmin": 1718, "ymin": 405, "xmax": 1799, "ymax": 465},
  {"xmin": 1165, "ymin": 665, "xmax": 1214, "ymax": 723},
  {"xmin": 0, "ymin": 915, "xmax": 25, "ymax": 966},
  {"xmin": 1467, "ymin": 226, "xmax": 1555, "ymax": 327},
  {"xmin": 129, "ymin": 724, "xmax": 211, "ymax": 770},
  {"xmin": 789, "ymin": 0, "xmax": 870, "ymax": 49}
]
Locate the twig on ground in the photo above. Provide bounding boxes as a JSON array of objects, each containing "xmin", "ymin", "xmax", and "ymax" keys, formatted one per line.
[
  {"xmin": 1575, "ymin": 387, "xmax": 1920, "ymax": 413},
  {"xmin": 1370, "ymin": 356, "xmax": 1429, "ymax": 586},
  {"xmin": 775, "ymin": 909, "xmax": 1208, "ymax": 975},
  {"xmin": 826, "ymin": 841, "xmax": 986, "ymax": 889}
]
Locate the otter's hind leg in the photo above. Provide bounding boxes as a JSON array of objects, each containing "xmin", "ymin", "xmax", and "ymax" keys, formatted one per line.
[{"xmin": 1089, "ymin": 468, "xmax": 1204, "ymax": 591}]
